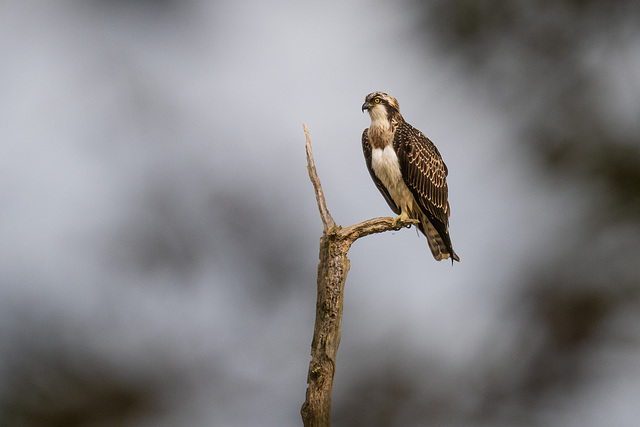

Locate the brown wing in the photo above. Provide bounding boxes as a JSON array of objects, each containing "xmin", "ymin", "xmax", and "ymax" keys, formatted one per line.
[
  {"xmin": 394, "ymin": 123, "xmax": 450, "ymax": 225},
  {"xmin": 394, "ymin": 122, "xmax": 459, "ymax": 261},
  {"xmin": 362, "ymin": 128, "xmax": 400, "ymax": 215}
]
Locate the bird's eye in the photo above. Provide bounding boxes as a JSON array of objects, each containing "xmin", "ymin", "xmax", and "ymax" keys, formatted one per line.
[{"xmin": 374, "ymin": 98, "xmax": 381, "ymax": 104}]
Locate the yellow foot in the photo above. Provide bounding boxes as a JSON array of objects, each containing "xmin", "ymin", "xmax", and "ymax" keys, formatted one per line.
[{"xmin": 392, "ymin": 212, "xmax": 411, "ymax": 228}]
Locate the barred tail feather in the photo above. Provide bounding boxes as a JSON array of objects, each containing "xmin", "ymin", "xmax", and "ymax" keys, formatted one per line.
[{"xmin": 418, "ymin": 214, "xmax": 460, "ymax": 263}]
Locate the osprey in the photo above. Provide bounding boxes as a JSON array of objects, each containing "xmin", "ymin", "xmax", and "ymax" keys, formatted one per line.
[{"xmin": 362, "ymin": 91, "xmax": 460, "ymax": 262}]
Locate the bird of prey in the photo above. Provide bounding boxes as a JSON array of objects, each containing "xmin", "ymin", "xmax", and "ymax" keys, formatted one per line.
[{"xmin": 361, "ymin": 91, "xmax": 460, "ymax": 262}]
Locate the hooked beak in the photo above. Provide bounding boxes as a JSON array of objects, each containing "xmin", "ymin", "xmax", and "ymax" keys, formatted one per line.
[{"xmin": 361, "ymin": 102, "xmax": 370, "ymax": 113}]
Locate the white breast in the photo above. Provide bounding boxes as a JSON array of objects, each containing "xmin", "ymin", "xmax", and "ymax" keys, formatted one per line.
[{"xmin": 371, "ymin": 146, "xmax": 415, "ymax": 213}]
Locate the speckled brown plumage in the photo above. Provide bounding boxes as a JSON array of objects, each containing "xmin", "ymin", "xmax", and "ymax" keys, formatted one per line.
[{"xmin": 362, "ymin": 91, "xmax": 460, "ymax": 262}]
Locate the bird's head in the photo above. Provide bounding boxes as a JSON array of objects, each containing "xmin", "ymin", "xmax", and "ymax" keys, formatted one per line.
[{"xmin": 361, "ymin": 92, "xmax": 402, "ymax": 125}]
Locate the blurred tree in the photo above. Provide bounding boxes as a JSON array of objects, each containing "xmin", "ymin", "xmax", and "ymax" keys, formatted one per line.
[
  {"xmin": 423, "ymin": 0, "xmax": 640, "ymax": 217},
  {"xmin": 334, "ymin": 0, "xmax": 640, "ymax": 425},
  {"xmin": 0, "ymin": 322, "xmax": 160, "ymax": 427}
]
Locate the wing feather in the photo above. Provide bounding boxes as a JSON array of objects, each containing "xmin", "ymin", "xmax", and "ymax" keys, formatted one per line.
[
  {"xmin": 394, "ymin": 123, "xmax": 449, "ymax": 226},
  {"xmin": 395, "ymin": 122, "xmax": 460, "ymax": 261}
]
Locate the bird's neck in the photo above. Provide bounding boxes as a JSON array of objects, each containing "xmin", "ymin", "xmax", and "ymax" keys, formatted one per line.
[{"xmin": 368, "ymin": 110, "xmax": 404, "ymax": 149}]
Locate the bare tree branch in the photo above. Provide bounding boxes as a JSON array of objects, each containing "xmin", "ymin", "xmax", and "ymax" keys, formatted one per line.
[
  {"xmin": 342, "ymin": 216, "xmax": 419, "ymax": 243},
  {"xmin": 300, "ymin": 125, "xmax": 419, "ymax": 427},
  {"xmin": 304, "ymin": 124, "xmax": 336, "ymax": 231}
]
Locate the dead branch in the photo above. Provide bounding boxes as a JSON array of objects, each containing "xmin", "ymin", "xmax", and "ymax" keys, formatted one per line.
[
  {"xmin": 304, "ymin": 124, "xmax": 335, "ymax": 231},
  {"xmin": 300, "ymin": 124, "xmax": 418, "ymax": 427}
]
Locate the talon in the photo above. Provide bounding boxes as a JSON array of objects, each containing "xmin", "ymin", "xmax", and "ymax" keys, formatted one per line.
[{"xmin": 392, "ymin": 213, "xmax": 411, "ymax": 228}]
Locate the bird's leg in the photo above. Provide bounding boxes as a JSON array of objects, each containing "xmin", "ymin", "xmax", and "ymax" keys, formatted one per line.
[{"xmin": 391, "ymin": 211, "xmax": 411, "ymax": 228}]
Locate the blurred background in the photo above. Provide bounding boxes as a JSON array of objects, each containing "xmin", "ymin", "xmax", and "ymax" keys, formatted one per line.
[{"xmin": 1, "ymin": 0, "xmax": 639, "ymax": 426}]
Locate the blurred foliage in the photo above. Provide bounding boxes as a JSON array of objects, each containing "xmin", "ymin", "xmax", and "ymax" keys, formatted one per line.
[
  {"xmin": 423, "ymin": 0, "xmax": 640, "ymax": 216},
  {"xmin": 2, "ymin": 1, "xmax": 638, "ymax": 425},
  {"xmin": 335, "ymin": 0, "xmax": 640, "ymax": 425},
  {"xmin": 0, "ymin": 322, "xmax": 160, "ymax": 427},
  {"xmin": 334, "ymin": 364, "xmax": 456, "ymax": 427},
  {"xmin": 1, "ymin": 367, "xmax": 154, "ymax": 427},
  {"xmin": 0, "ymin": 182, "xmax": 311, "ymax": 426}
]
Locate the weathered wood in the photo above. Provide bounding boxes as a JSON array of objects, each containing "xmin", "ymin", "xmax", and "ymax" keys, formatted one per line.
[{"xmin": 301, "ymin": 125, "xmax": 418, "ymax": 426}]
